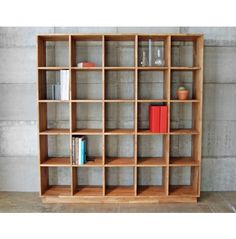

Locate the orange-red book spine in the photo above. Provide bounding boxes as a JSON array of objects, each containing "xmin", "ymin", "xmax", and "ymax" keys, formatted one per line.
[
  {"xmin": 160, "ymin": 106, "xmax": 168, "ymax": 133},
  {"xmin": 149, "ymin": 105, "xmax": 161, "ymax": 132}
]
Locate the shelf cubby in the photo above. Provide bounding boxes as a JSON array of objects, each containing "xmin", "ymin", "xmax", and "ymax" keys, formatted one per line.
[
  {"xmin": 169, "ymin": 166, "xmax": 199, "ymax": 196},
  {"xmin": 138, "ymin": 35, "xmax": 169, "ymax": 67},
  {"xmin": 37, "ymin": 35, "xmax": 69, "ymax": 67},
  {"xmin": 71, "ymin": 102, "xmax": 103, "ymax": 134},
  {"xmin": 105, "ymin": 35, "xmax": 135, "ymax": 67},
  {"xmin": 105, "ymin": 135, "xmax": 134, "ymax": 166},
  {"xmin": 105, "ymin": 102, "xmax": 135, "ymax": 133},
  {"xmin": 105, "ymin": 70, "xmax": 135, "ymax": 100},
  {"xmin": 71, "ymin": 35, "xmax": 103, "ymax": 67},
  {"xmin": 105, "ymin": 167, "xmax": 135, "ymax": 196},
  {"xmin": 39, "ymin": 102, "xmax": 70, "ymax": 134},
  {"xmin": 40, "ymin": 166, "xmax": 71, "ymax": 196},
  {"xmin": 137, "ymin": 135, "xmax": 168, "ymax": 166},
  {"xmin": 137, "ymin": 167, "xmax": 167, "ymax": 196},
  {"xmin": 72, "ymin": 167, "xmax": 103, "ymax": 196},
  {"xmin": 71, "ymin": 70, "xmax": 102, "ymax": 100},
  {"xmin": 39, "ymin": 135, "xmax": 71, "ymax": 166}
]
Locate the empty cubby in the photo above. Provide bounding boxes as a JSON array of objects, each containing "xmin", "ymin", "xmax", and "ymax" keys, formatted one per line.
[
  {"xmin": 38, "ymin": 36, "xmax": 69, "ymax": 67},
  {"xmin": 40, "ymin": 135, "xmax": 70, "ymax": 165},
  {"xmin": 137, "ymin": 167, "xmax": 166, "ymax": 196},
  {"xmin": 105, "ymin": 70, "xmax": 135, "ymax": 100},
  {"xmin": 39, "ymin": 102, "xmax": 70, "ymax": 132},
  {"xmin": 105, "ymin": 135, "xmax": 134, "ymax": 165},
  {"xmin": 40, "ymin": 166, "xmax": 71, "ymax": 196},
  {"xmin": 138, "ymin": 71, "xmax": 166, "ymax": 100},
  {"xmin": 105, "ymin": 103, "xmax": 135, "ymax": 132},
  {"xmin": 71, "ymin": 70, "xmax": 102, "ymax": 100},
  {"xmin": 71, "ymin": 35, "xmax": 103, "ymax": 67},
  {"xmin": 72, "ymin": 102, "xmax": 103, "ymax": 133},
  {"xmin": 137, "ymin": 135, "xmax": 168, "ymax": 165},
  {"xmin": 169, "ymin": 166, "xmax": 199, "ymax": 196},
  {"xmin": 105, "ymin": 167, "xmax": 134, "ymax": 196},
  {"xmin": 105, "ymin": 35, "xmax": 135, "ymax": 67},
  {"xmin": 73, "ymin": 167, "xmax": 103, "ymax": 196}
]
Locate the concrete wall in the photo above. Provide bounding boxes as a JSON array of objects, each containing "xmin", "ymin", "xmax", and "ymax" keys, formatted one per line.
[{"xmin": 0, "ymin": 27, "xmax": 236, "ymax": 191}]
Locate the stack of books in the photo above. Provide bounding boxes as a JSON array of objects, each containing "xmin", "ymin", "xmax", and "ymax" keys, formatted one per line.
[
  {"xmin": 149, "ymin": 105, "xmax": 168, "ymax": 133},
  {"xmin": 47, "ymin": 70, "xmax": 69, "ymax": 100},
  {"xmin": 72, "ymin": 136, "xmax": 87, "ymax": 165}
]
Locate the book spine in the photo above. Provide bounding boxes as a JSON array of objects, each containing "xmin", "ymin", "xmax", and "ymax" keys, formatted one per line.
[
  {"xmin": 75, "ymin": 137, "xmax": 78, "ymax": 165},
  {"xmin": 84, "ymin": 138, "xmax": 87, "ymax": 163},
  {"xmin": 60, "ymin": 70, "xmax": 64, "ymax": 100},
  {"xmin": 78, "ymin": 137, "xmax": 82, "ymax": 165},
  {"xmin": 149, "ymin": 105, "xmax": 160, "ymax": 132},
  {"xmin": 81, "ymin": 139, "xmax": 85, "ymax": 165},
  {"xmin": 65, "ymin": 70, "xmax": 69, "ymax": 100},
  {"xmin": 160, "ymin": 106, "xmax": 168, "ymax": 133},
  {"xmin": 72, "ymin": 137, "xmax": 75, "ymax": 165}
]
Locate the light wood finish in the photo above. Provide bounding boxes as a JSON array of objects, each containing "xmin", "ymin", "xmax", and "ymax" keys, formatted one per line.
[{"xmin": 37, "ymin": 34, "xmax": 203, "ymax": 203}]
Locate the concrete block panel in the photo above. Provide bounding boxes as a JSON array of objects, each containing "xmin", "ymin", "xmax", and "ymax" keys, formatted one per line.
[
  {"xmin": 204, "ymin": 46, "xmax": 236, "ymax": 83},
  {"xmin": 48, "ymin": 135, "xmax": 70, "ymax": 157},
  {"xmin": 180, "ymin": 27, "xmax": 236, "ymax": 46},
  {"xmin": 48, "ymin": 167, "xmax": 71, "ymax": 185},
  {"xmin": 0, "ymin": 156, "xmax": 38, "ymax": 192},
  {"xmin": 117, "ymin": 27, "xmax": 179, "ymax": 34},
  {"xmin": 0, "ymin": 84, "xmax": 36, "ymax": 121},
  {"xmin": 0, "ymin": 121, "xmax": 37, "ymax": 156},
  {"xmin": 0, "ymin": 27, "xmax": 54, "ymax": 47},
  {"xmin": 54, "ymin": 27, "xmax": 117, "ymax": 34},
  {"xmin": 138, "ymin": 167, "xmax": 163, "ymax": 185},
  {"xmin": 170, "ymin": 166, "xmax": 191, "ymax": 185},
  {"xmin": 77, "ymin": 167, "xmax": 103, "ymax": 186},
  {"xmin": 201, "ymin": 157, "xmax": 236, "ymax": 191},
  {"xmin": 203, "ymin": 84, "xmax": 236, "ymax": 121},
  {"xmin": 202, "ymin": 120, "xmax": 236, "ymax": 157}
]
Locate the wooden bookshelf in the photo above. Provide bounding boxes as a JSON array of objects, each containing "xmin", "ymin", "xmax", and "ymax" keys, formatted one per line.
[{"xmin": 37, "ymin": 33, "xmax": 203, "ymax": 203}]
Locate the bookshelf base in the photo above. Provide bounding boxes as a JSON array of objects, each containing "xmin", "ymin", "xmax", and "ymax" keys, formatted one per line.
[{"xmin": 41, "ymin": 196, "xmax": 198, "ymax": 204}]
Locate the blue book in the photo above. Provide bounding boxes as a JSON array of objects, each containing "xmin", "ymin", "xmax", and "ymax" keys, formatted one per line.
[{"xmin": 81, "ymin": 139, "xmax": 84, "ymax": 165}]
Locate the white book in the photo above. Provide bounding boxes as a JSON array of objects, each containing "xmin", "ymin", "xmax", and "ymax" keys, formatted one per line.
[
  {"xmin": 60, "ymin": 70, "xmax": 69, "ymax": 100},
  {"xmin": 78, "ymin": 137, "xmax": 82, "ymax": 165}
]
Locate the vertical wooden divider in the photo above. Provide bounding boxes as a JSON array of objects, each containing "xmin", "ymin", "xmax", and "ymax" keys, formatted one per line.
[
  {"xmin": 102, "ymin": 35, "xmax": 106, "ymax": 196},
  {"xmin": 134, "ymin": 35, "xmax": 138, "ymax": 196},
  {"xmin": 69, "ymin": 35, "xmax": 74, "ymax": 196},
  {"xmin": 165, "ymin": 35, "xmax": 171, "ymax": 196}
]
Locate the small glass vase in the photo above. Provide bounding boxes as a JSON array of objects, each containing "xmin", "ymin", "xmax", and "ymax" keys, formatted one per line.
[
  {"xmin": 154, "ymin": 47, "xmax": 164, "ymax": 66},
  {"xmin": 140, "ymin": 51, "xmax": 148, "ymax": 67}
]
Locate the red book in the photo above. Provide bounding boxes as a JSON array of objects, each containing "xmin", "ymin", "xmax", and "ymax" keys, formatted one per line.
[
  {"xmin": 149, "ymin": 105, "xmax": 161, "ymax": 133},
  {"xmin": 160, "ymin": 106, "xmax": 168, "ymax": 133},
  {"xmin": 77, "ymin": 62, "xmax": 96, "ymax": 67}
]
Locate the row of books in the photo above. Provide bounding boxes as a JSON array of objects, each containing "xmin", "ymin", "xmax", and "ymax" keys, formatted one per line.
[
  {"xmin": 149, "ymin": 105, "xmax": 168, "ymax": 133},
  {"xmin": 47, "ymin": 70, "xmax": 69, "ymax": 100},
  {"xmin": 72, "ymin": 136, "xmax": 87, "ymax": 165}
]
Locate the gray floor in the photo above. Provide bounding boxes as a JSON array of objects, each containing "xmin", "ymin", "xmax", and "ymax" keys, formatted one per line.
[{"xmin": 0, "ymin": 192, "xmax": 235, "ymax": 213}]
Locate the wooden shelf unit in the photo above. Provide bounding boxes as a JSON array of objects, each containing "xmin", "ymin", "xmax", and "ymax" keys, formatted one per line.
[{"xmin": 37, "ymin": 34, "xmax": 203, "ymax": 203}]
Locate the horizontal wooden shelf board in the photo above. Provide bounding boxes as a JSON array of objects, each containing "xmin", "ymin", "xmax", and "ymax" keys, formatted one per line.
[
  {"xmin": 38, "ymin": 67, "xmax": 69, "ymax": 70},
  {"xmin": 42, "ymin": 185, "xmax": 71, "ymax": 197},
  {"xmin": 138, "ymin": 67, "xmax": 168, "ymax": 71},
  {"xmin": 170, "ymin": 157, "xmax": 200, "ymax": 166},
  {"xmin": 40, "ymin": 157, "xmax": 70, "ymax": 167},
  {"xmin": 71, "ymin": 100, "xmax": 103, "ymax": 103},
  {"xmin": 104, "ymin": 67, "xmax": 135, "ymax": 71},
  {"xmin": 171, "ymin": 66, "xmax": 201, "ymax": 71},
  {"xmin": 138, "ymin": 99, "xmax": 168, "ymax": 103},
  {"xmin": 137, "ymin": 186, "xmax": 166, "ymax": 196},
  {"xmin": 71, "ymin": 67, "xmax": 102, "ymax": 71},
  {"xmin": 105, "ymin": 99, "xmax": 135, "ymax": 103},
  {"xmin": 38, "ymin": 35, "xmax": 69, "ymax": 41},
  {"xmin": 105, "ymin": 129, "xmax": 135, "ymax": 135},
  {"xmin": 171, "ymin": 34, "xmax": 203, "ymax": 41},
  {"xmin": 170, "ymin": 129, "xmax": 199, "ymax": 135},
  {"xmin": 105, "ymin": 35, "xmax": 136, "ymax": 41},
  {"xmin": 72, "ymin": 157, "xmax": 102, "ymax": 167},
  {"xmin": 74, "ymin": 186, "xmax": 103, "ymax": 196},
  {"xmin": 137, "ymin": 157, "xmax": 167, "ymax": 166},
  {"xmin": 40, "ymin": 128, "xmax": 70, "ymax": 135},
  {"xmin": 38, "ymin": 100, "xmax": 70, "ymax": 103},
  {"xmin": 137, "ymin": 129, "xmax": 168, "ymax": 135},
  {"xmin": 72, "ymin": 129, "xmax": 103, "ymax": 135},
  {"xmin": 105, "ymin": 157, "xmax": 134, "ymax": 166},
  {"xmin": 71, "ymin": 35, "xmax": 103, "ymax": 41},
  {"xmin": 170, "ymin": 100, "xmax": 200, "ymax": 103},
  {"xmin": 105, "ymin": 186, "xmax": 134, "ymax": 196},
  {"xmin": 169, "ymin": 185, "xmax": 198, "ymax": 197}
]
